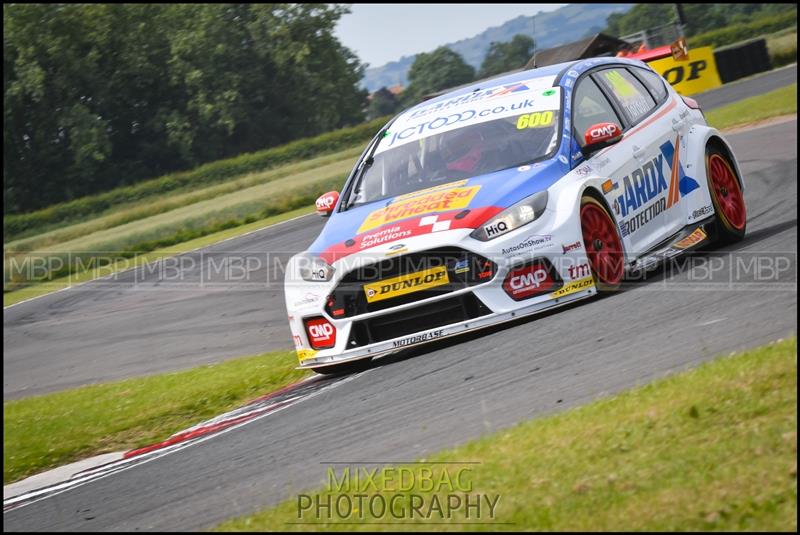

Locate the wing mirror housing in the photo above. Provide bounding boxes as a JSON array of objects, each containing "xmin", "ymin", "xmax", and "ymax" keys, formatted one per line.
[
  {"xmin": 581, "ymin": 122, "xmax": 623, "ymax": 157},
  {"xmin": 315, "ymin": 191, "xmax": 339, "ymax": 217}
]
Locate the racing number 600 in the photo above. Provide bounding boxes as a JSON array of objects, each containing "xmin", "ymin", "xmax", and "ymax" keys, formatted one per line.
[{"xmin": 516, "ymin": 111, "xmax": 554, "ymax": 130}]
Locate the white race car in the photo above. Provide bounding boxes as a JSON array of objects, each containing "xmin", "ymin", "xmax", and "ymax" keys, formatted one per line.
[{"xmin": 284, "ymin": 57, "xmax": 747, "ymax": 373}]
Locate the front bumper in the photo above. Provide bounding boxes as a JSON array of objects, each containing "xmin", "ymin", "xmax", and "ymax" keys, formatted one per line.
[
  {"xmin": 295, "ymin": 281, "xmax": 595, "ymax": 370},
  {"xmin": 286, "ymin": 208, "xmax": 596, "ymax": 369}
]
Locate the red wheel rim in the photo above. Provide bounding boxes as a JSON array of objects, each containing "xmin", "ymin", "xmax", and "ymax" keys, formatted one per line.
[
  {"xmin": 580, "ymin": 201, "xmax": 624, "ymax": 285},
  {"xmin": 708, "ymin": 154, "xmax": 746, "ymax": 231}
]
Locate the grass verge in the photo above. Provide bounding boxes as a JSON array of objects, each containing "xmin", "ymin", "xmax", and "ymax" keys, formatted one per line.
[
  {"xmin": 767, "ymin": 29, "xmax": 797, "ymax": 68},
  {"xmin": 706, "ymin": 83, "xmax": 797, "ymax": 130},
  {"xmin": 5, "ymin": 147, "xmax": 360, "ymax": 253},
  {"xmin": 3, "ymin": 116, "xmax": 389, "ymax": 240},
  {"xmin": 3, "ymin": 350, "xmax": 312, "ymax": 485},
  {"xmin": 3, "ymin": 155, "xmax": 353, "ymax": 287},
  {"xmin": 3, "ymin": 205, "xmax": 314, "ymax": 307},
  {"xmin": 217, "ymin": 338, "xmax": 797, "ymax": 531}
]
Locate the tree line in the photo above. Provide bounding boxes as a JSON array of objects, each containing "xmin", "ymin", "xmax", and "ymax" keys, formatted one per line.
[
  {"xmin": 367, "ymin": 35, "xmax": 535, "ymax": 120},
  {"xmin": 4, "ymin": 4, "xmax": 368, "ymax": 214},
  {"xmin": 367, "ymin": 2, "xmax": 797, "ymax": 121},
  {"xmin": 9, "ymin": 4, "xmax": 791, "ymax": 214},
  {"xmin": 603, "ymin": 3, "xmax": 795, "ymax": 39}
]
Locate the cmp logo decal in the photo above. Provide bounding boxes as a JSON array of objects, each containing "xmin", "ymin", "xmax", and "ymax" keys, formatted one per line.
[{"xmin": 614, "ymin": 136, "xmax": 699, "ymax": 237}]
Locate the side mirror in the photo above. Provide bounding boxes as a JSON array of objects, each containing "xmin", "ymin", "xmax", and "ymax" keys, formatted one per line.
[
  {"xmin": 315, "ymin": 191, "xmax": 339, "ymax": 217},
  {"xmin": 582, "ymin": 122, "xmax": 623, "ymax": 157}
]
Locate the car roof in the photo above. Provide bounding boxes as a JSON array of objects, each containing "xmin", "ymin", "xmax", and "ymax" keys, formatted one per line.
[
  {"xmin": 407, "ymin": 60, "xmax": 579, "ymax": 112},
  {"xmin": 403, "ymin": 56, "xmax": 650, "ymax": 117}
]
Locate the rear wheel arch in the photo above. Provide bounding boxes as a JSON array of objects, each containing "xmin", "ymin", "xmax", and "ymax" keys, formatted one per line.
[
  {"xmin": 704, "ymin": 143, "xmax": 747, "ymax": 243},
  {"xmin": 706, "ymin": 136, "xmax": 744, "ymax": 190}
]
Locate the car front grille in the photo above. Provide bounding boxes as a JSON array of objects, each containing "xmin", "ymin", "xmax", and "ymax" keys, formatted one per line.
[
  {"xmin": 345, "ymin": 292, "xmax": 492, "ymax": 348},
  {"xmin": 324, "ymin": 247, "xmax": 496, "ymax": 318}
]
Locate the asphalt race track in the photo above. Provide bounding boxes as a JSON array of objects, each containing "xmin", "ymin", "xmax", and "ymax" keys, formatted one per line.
[
  {"xmin": 4, "ymin": 215, "xmax": 323, "ymax": 399},
  {"xmin": 3, "ymin": 65, "xmax": 796, "ymax": 400},
  {"xmin": 4, "ymin": 118, "xmax": 797, "ymax": 530},
  {"xmin": 3, "ymin": 85, "xmax": 798, "ymax": 531},
  {"xmin": 693, "ymin": 64, "xmax": 796, "ymax": 111}
]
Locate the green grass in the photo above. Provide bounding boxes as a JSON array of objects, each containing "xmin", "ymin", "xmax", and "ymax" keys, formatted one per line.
[
  {"xmin": 767, "ymin": 29, "xmax": 797, "ymax": 68},
  {"xmin": 3, "ymin": 116, "xmax": 389, "ymax": 241},
  {"xmin": 5, "ymin": 147, "xmax": 362, "ymax": 253},
  {"xmin": 3, "ymin": 205, "xmax": 314, "ymax": 307},
  {"xmin": 687, "ymin": 10, "xmax": 797, "ymax": 49},
  {"xmin": 3, "ymin": 349, "xmax": 312, "ymax": 484},
  {"xmin": 217, "ymin": 338, "xmax": 797, "ymax": 531},
  {"xmin": 3, "ymin": 153, "xmax": 355, "ymax": 289},
  {"xmin": 4, "ymin": 154, "xmax": 353, "ymax": 257},
  {"xmin": 707, "ymin": 83, "xmax": 797, "ymax": 130}
]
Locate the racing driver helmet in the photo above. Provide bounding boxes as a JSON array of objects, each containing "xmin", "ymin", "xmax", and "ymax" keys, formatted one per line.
[{"xmin": 442, "ymin": 128, "xmax": 484, "ymax": 173}]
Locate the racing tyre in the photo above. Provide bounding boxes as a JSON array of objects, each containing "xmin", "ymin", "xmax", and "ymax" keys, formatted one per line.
[
  {"xmin": 580, "ymin": 195, "xmax": 625, "ymax": 292},
  {"xmin": 706, "ymin": 146, "xmax": 746, "ymax": 244}
]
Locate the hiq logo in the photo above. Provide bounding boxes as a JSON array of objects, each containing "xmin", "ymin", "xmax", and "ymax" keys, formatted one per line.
[
  {"xmin": 614, "ymin": 137, "xmax": 699, "ymax": 218},
  {"xmin": 484, "ymin": 220, "xmax": 509, "ymax": 237}
]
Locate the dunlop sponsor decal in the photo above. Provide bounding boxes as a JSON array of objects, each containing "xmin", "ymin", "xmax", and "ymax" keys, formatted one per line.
[
  {"xmin": 550, "ymin": 275, "xmax": 594, "ymax": 298},
  {"xmin": 358, "ymin": 185, "xmax": 481, "ymax": 233},
  {"xmin": 297, "ymin": 348, "xmax": 318, "ymax": 362},
  {"xmin": 673, "ymin": 227, "xmax": 707, "ymax": 250},
  {"xmin": 364, "ymin": 265, "xmax": 449, "ymax": 303}
]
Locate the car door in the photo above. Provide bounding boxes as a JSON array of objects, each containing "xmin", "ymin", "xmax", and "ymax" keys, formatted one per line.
[
  {"xmin": 630, "ymin": 65, "xmax": 696, "ymax": 238},
  {"xmin": 593, "ymin": 66, "xmax": 684, "ymax": 255},
  {"xmin": 571, "ymin": 73, "xmax": 647, "ymax": 256}
]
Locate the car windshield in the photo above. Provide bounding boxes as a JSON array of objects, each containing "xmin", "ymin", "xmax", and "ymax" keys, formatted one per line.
[{"xmin": 343, "ymin": 79, "xmax": 561, "ymax": 209}]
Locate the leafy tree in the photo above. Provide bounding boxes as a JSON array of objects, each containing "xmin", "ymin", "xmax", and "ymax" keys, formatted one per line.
[
  {"xmin": 3, "ymin": 3, "xmax": 368, "ymax": 214},
  {"xmin": 403, "ymin": 47, "xmax": 475, "ymax": 105},
  {"xmin": 604, "ymin": 4, "xmax": 675, "ymax": 37},
  {"xmin": 604, "ymin": 3, "xmax": 796, "ymax": 39},
  {"xmin": 478, "ymin": 34, "xmax": 535, "ymax": 79},
  {"xmin": 367, "ymin": 87, "xmax": 401, "ymax": 120}
]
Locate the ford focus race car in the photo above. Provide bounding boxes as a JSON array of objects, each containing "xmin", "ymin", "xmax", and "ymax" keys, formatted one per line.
[{"xmin": 284, "ymin": 56, "xmax": 747, "ymax": 373}]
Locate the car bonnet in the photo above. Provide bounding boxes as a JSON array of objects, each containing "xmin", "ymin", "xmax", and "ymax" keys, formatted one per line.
[{"xmin": 309, "ymin": 158, "xmax": 569, "ymax": 264}]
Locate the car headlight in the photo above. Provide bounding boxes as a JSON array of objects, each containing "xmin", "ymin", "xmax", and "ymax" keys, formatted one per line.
[
  {"xmin": 470, "ymin": 190, "xmax": 548, "ymax": 241},
  {"xmin": 296, "ymin": 254, "xmax": 335, "ymax": 282}
]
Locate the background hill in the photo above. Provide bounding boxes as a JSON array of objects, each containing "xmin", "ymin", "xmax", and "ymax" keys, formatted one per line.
[{"xmin": 361, "ymin": 3, "xmax": 633, "ymax": 91}]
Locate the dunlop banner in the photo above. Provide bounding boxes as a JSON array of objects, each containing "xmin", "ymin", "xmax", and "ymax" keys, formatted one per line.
[{"xmin": 647, "ymin": 46, "xmax": 722, "ymax": 95}]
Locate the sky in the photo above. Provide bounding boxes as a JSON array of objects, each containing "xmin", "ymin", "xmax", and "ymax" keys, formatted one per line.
[{"xmin": 334, "ymin": 3, "xmax": 567, "ymax": 68}]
